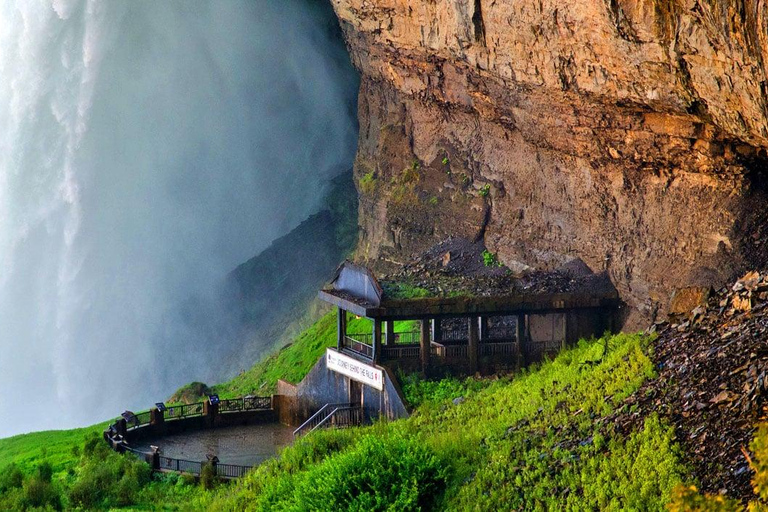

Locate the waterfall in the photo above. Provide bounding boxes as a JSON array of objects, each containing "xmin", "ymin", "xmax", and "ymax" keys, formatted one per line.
[{"xmin": 0, "ymin": 0, "xmax": 358, "ymax": 438}]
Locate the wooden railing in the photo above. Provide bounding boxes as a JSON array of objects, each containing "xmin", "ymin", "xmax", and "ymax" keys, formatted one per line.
[
  {"xmin": 391, "ymin": 331, "xmax": 420, "ymax": 344},
  {"xmin": 125, "ymin": 411, "xmax": 152, "ymax": 430},
  {"xmin": 165, "ymin": 402, "xmax": 204, "ymax": 420},
  {"xmin": 348, "ymin": 331, "xmax": 421, "ymax": 345},
  {"xmin": 480, "ymin": 342, "xmax": 518, "ymax": 356},
  {"xmin": 382, "ymin": 344, "xmax": 420, "ymax": 359},
  {"xmin": 219, "ymin": 396, "xmax": 271, "ymax": 413},
  {"xmin": 106, "ymin": 394, "xmax": 274, "ymax": 479},
  {"xmin": 431, "ymin": 342, "xmax": 468, "ymax": 359},
  {"xmin": 156, "ymin": 455, "xmax": 253, "ymax": 479},
  {"xmin": 344, "ymin": 336, "xmax": 373, "ymax": 359}
]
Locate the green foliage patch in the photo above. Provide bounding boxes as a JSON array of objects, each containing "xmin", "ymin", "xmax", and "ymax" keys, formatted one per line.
[
  {"xmin": 206, "ymin": 333, "xmax": 688, "ymax": 511},
  {"xmin": 359, "ymin": 171, "xmax": 377, "ymax": 194},
  {"xmin": 482, "ymin": 249, "xmax": 500, "ymax": 267},
  {"xmin": 381, "ymin": 282, "xmax": 432, "ymax": 300}
]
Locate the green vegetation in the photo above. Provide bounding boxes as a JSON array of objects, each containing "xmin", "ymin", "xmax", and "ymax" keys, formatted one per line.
[
  {"xmin": 0, "ymin": 432, "xmax": 205, "ymax": 510},
  {"xmin": 381, "ymin": 281, "xmax": 432, "ymax": 300},
  {"xmin": 482, "ymin": 249, "xmax": 501, "ymax": 267},
  {"xmin": 0, "ymin": 423, "xmax": 110, "ymax": 474},
  {"xmin": 0, "ymin": 312, "xmax": 691, "ymax": 510},
  {"xmin": 359, "ymin": 171, "xmax": 377, "ymax": 194},
  {"xmin": 201, "ymin": 332, "xmax": 687, "ymax": 510},
  {"xmin": 428, "ymin": 195, "xmax": 438, "ymax": 206},
  {"xmin": 211, "ymin": 311, "xmax": 374, "ymax": 398},
  {"xmin": 479, "ymin": 183, "xmax": 491, "ymax": 197},
  {"xmin": 442, "ymin": 156, "xmax": 449, "ymax": 166},
  {"xmin": 390, "ymin": 161, "xmax": 421, "ymax": 204}
]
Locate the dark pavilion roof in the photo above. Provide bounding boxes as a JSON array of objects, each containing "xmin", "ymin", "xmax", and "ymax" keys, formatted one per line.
[{"xmin": 318, "ymin": 258, "xmax": 620, "ymax": 321}]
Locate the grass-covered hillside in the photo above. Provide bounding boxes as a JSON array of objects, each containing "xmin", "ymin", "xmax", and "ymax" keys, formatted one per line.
[
  {"xmin": 192, "ymin": 332, "xmax": 689, "ymax": 510},
  {"xmin": 0, "ymin": 313, "xmax": 697, "ymax": 510}
]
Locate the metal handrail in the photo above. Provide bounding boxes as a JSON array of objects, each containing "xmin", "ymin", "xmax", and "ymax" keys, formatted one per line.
[
  {"xmin": 293, "ymin": 402, "xmax": 353, "ymax": 437},
  {"xmin": 309, "ymin": 406, "xmax": 363, "ymax": 434}
]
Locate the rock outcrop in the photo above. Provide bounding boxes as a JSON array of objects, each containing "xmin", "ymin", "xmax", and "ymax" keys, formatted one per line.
[{"xmin": 331, "ymin": 0, "xmax": 768, "ymax": 326}]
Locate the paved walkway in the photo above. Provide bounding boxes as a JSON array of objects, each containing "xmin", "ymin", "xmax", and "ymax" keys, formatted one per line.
[{"xmin": 135, "ymin": 423, "xmax": 293, "ymax": 466}]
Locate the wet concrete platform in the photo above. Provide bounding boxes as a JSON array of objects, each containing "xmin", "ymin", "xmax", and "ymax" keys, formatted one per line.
[{"xmin": 135, "ymin": 423, "xmax": 294, "ymax": 466}]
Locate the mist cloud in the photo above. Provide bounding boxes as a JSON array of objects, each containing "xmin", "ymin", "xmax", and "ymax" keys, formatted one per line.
[{"xmin": 0, "ymin": 0, "xmax": 358, "ymax": 437}]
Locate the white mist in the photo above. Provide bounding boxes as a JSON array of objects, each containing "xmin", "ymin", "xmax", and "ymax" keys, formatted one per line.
[{"xmin": 0, "ymin": 0, "xmax": 357, "ymax": 437}]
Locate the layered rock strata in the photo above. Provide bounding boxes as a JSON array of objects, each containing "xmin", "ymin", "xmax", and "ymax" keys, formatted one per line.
[{"xmin": 332, "ymin": 0, "xmax": 768, "ymax": 325}]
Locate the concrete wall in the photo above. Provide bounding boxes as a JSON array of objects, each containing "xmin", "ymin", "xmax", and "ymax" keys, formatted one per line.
[{"xmin": 283, "ymin": 353, "xmax": 409, "ymax": 426}]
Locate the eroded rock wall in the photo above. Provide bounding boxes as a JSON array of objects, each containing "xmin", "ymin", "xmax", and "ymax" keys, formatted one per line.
[{"xmin": 331, "ymin": 0, "xmax": 768, "ymax": 325}]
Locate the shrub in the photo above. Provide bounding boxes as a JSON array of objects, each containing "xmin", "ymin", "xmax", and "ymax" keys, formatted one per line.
[
  {"xmin": 67, "ymin": 433, "xmax": 152, "ymax": 509},
  {"xmin": 36, "ymin": 461, "xmax": 53, "ymax": 483},
  {"xmin": 0, "ymin": 463, "xmax": 24, "ymax": 492},
  {"xmin": 359, "ymin": 171, "xmax": 377, "ymax": 194},
  {"xmin": 200, "ymin": 463, "xmax": 217, "ymax": 490},
  {"xmin": 482, "ymin": 249, "xmax": 500, "ymax": 267},
  {"xmin": 24, "ymin": 475, "xmax": 61, "ymax": 510},
  {"xmin": 479, "ymin": 183, "xmax": 491, "ymax": 197},
  {"xmin": 292, "ymin": 434, "xmax": 449, "ymax": 511},
  {"xmin": 179, "ymin": 472, "xmax": 197, "ymax": 487}
]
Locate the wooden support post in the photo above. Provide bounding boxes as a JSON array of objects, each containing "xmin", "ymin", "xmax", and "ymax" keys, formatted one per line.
[
  {"xmin": 203, "ymin": 400, "xmax": 218, "ymax": 428},
  {"xmin": 372, "ymin": 318, "xmax": 383, "ymax": 363},
  {"xmin": 420, "ymin": 319, "xmax": 430, "ymax": 374},
  {"xmin": 516, "ymin": 314, "xmax": 525, "ymax": 370},
  {"xmin": 561, "ymin": 313, "xmax": 568, "ymax": 351},
  {"xmin": 431, "ymin": 318, "xmax": 442, "ymax": 342},
  {"xmin": 478, "ymin": 316, "xmax": 488, "ymax": 341},
  {"xmin": 469, "ymin": 316, "xmax": 479, "ymax": 374},
  {"xmin": 337, "ymin": 308, "xmax": 346, "ymax": 350},
  {"xmin": 385, "ymin": 320, "xmax": 395, "ymax": 346},
  {"xmin": 150, "ymin": 407, "xmax": 164, "ymax": 427}
]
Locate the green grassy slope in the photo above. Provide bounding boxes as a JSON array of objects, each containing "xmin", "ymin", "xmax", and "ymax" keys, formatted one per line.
[
  {"xmin": 198, "ymin": 332, "xmax": 688, "ymax": 511},
  {"xmin": 0, "ymin": 424, "xmax": 108, "ymax": 474},
  {"xmin": 212, "ymin": 313, "xmax": 417, "ymax": 398},
  {"xmin": 0, "ymin": 316, "xmax": 687, "ymax": 510}
]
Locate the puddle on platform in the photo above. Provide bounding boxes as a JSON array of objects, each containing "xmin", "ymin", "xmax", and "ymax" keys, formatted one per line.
[{"xmin": 135, "ymin": 423, "xmax": 294, "ymax": 466}]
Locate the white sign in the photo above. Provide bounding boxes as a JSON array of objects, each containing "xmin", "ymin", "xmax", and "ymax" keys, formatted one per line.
[{"xmin": 326, "ymin": 349, "xmax": 384, "ymax": 391}]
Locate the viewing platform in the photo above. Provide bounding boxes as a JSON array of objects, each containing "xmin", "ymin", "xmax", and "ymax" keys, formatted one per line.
[{"xmin": 319, "ymin": 252, "xmax": 619, "ymax": 376}]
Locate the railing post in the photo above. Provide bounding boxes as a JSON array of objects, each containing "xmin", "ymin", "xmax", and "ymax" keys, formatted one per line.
[
  {"xmin": 385, "ymin": 320, "xmax": 395, "ymax": 346},
  {"xmin": 469, "ymin": 316, "xmax": 479, "ymax": 374},
  {"xmin": 420, "ymin": 319, "xmax": 430, "ymax": 374},
  {"xmin": 203, "ymin": 400, "xmax": 218, "ymax": 428},
  {"xmin": 207, "ymin": 455, "xmax": 219, "ymax": 477},
  {"xmin": 150, "ymin": 407, "xmax": 164, "ymax": 427},
  {"xmin": 516, "ymin": 314, "xmax": 526, "ymax": 369},
  {"xmin": 337, "ymin": 307, "xmax": 346, "ymax": 350},
  {"xmin": 372, "ymin": 318, "xmax": 382, "ymax": 363},
  {"xmin": 478, "ymin": 316, "xmax": 488, "ymax": 341},
  {"xmin": 150, "ymin": 446, "xmax": 161, "ymax": 471},
  {"xmin": 431, "ymin": 318, "xmax": 442, "ymax": 343}
]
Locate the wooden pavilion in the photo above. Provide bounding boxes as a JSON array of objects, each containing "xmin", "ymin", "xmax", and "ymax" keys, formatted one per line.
[{"xmin": 318, "ymin": 262, "xmax": 620, "ymax": 375}]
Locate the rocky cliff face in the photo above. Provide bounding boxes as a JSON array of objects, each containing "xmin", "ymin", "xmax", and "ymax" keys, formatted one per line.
[{"xmin": 331, "ymin": 0, "xmax": 768, "ymax": 326}]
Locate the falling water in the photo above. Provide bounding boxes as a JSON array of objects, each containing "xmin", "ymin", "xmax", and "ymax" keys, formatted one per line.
[{"xmin": 0, "ymin": 0, "xmax": 358, "ymax": 437}]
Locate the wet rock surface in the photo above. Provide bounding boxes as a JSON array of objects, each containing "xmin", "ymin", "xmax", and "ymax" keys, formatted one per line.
[
  {"xmin": 611, "ymin": 271, "xmax": 768, "ymax": 501},
  {"xmin": 333, "ymin": 0, "xmax": 768, "ymax": 325},
  {"xmin": 381, "ymin": 237, "xmax": 614, "ymax": 298}
]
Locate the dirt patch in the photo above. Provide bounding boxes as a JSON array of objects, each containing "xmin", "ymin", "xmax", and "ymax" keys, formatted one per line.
[
  {"xmin": 380, "ymin": 237, "xmax": 615, "ymax": 298},
  {"xmin": 611, "ymin": 271, "xmax": 768, "ymax": 501}
]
